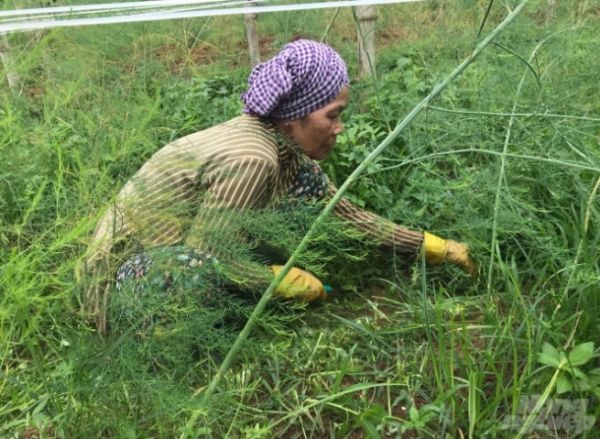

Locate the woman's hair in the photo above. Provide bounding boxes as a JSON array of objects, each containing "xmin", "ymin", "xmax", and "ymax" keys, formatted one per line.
[{"xmin": 241, "ymin": 39, "xmax": 349, "ymax": 121}]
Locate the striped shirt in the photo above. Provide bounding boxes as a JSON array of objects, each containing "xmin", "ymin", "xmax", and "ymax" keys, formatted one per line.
[{"xmin": 83, "ymin": 114, "xmax": 423, "ymax": 325}]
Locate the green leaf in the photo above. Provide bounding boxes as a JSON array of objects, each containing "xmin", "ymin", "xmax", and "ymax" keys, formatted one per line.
[
  {"xmin": 361, "ymin": 405, "xmax": 386, "ymax": 425},
  {"xmin": 539, "ymin": 343, "xmax": 561, "ymax": 366},
  {"xmin": 538, "ymin": 354, "xmax": 559, "ymax": 367},
  {"xmin": 538, "ymin": 353, "xmax": 560, "ymax": 367},
  {"xmin": 542, "ymin": 342, "xmax": 560, "ymax": 359},
  {"xmin": 359, "ymin": 420, "xmax": 382, "ymax": 439},
  {"xmin": 397, "ymin": 57, "xmax": 411, "ymax": 70},
  {"xmin": 568, "ymin": 342, "xmax": 594, "ymax": 366},
  {"xmin": 574, "ymin": 380, "xmax": 591, "ymax": 392},
  {"xmin": 570, "ymin": 367, "xmax": 589, "ymax": 381},
  {"xmin": 409, "ymin": 406, "xmax": 420, "ymax": 422},
  {"xmin": 557, "ymin": 373, "xmax": 573, "ymax": 394},
  {"xmin": 589, "ymin": 368, "xmax": 600, "ymax": 387},
  {"xmin": 32, "ymin": 395, "xmax": 49, "ymax": 417}
]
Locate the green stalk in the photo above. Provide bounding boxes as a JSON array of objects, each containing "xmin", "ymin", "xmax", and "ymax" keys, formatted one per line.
[
  {"xmin": 319, "ymin": 7, "xmax": 340, "ymax": 43},
  {"xmin": 558, "ymin": 175, "xmax": 600, "ymax": 345},
  {"xmin": 271, "ymin": 382, "xmax": 397, "ymax": 428},
  {"xmin": 468, "ymin": 369, "xmax": 479, "ymax": 439},
  {"xmin": 175, "ymin": 17, "xmax": 213, "ymax": 83},
  {"xmin": 421, "ymin": 251, "xmax": 442, "ymax": 394},
  {"xmin": 427, "ymin": 106, "xmax": 600, "ymax": 122},
  {"xmin": 180, "ymin": 2, "xmax": 531, "ymax": 436},
  {"xmin": 513, "ymin": 359, "xmax": 566, "ymax": 439},
  {"xmin": 487, "ymin": 34, "xmax": 562, "ymax": 295},
  {"xmin": 476, "ymin": 0, "xmax": 495, "ymax": 40},
  {"xmin": 369, "ymin": 149, "xmax": 600, "ymax": 176}
]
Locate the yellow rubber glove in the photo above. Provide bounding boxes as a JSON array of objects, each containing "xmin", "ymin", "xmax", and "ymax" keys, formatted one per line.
[
  {"xmin": 421, "ymin": 232, "xmax": 477, "ymax": 277},
  {"xmin": 270, "ymin": 266, "xmax": 327, "ymax": 303}
]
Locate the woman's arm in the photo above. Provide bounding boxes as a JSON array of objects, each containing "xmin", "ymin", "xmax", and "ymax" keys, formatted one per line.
[
  {"xmin": 185, "ymin": 155, "xmax": 278, "ymax": 289},
  {"xmin": 326, "ymin": 178, "xmax": 424, "ymax": 254},
  {"xmin": 326, "ymin": 178, "xmax": 476, "ymax": 275},
  {"xmin": 185, "ymin": 155, "xmax": 328, "ymax": 300}
]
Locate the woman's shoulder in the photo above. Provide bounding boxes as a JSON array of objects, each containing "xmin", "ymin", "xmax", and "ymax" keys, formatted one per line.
[
  {"xmin": 221, "ymin": 114, "xmax": 279, "ymax": 144},
  {"xmin": 152, "ymin": 115, "xmax": 280, "ymax": 164},
  {"xmin": 192, "ymin": 114, "xmax": 275, "ymax": 139}
]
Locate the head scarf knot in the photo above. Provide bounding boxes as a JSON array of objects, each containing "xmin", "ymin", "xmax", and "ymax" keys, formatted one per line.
[{"xmin": 241, "ymin": 39, "xmax": 349, "ymax": 120}]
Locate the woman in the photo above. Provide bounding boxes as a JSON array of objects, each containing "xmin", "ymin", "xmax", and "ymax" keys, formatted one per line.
[{"xmin": 81, "ymin": 39, "xmax": 476, "ymax": 334}]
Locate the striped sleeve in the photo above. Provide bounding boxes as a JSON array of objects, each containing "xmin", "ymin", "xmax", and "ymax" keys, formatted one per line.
[
  {"xmin": 80, "ymin": 201, "xmax": 132, "ymax": 331},
  {"xmin": 184, "ymin": 153, "xmax": 278, "ymax": 289},
  {"xmin": 326, "ymin": 178, "xmax": 424, "ymax": 255}
]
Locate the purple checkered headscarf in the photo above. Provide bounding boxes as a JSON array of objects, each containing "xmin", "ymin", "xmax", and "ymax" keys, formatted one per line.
[{"xmin": 241, "ymin": 39, "xmax": 349, "ymax": 120}]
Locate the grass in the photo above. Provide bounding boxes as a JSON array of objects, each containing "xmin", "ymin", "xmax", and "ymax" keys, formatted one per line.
[{"xmin": 2, "ymin": 0, "xmax": 600, "ymax": 438}]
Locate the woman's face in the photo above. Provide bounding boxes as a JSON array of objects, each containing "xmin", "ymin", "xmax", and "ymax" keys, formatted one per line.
[{"xmin": 282, "ymin": 86, "xmax": 349, "ymax": 160}]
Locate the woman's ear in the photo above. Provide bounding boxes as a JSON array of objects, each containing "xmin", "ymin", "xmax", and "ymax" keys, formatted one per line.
[{"xmin": 275, "ymin": 118, "xmax": 300, "ymax": 137}]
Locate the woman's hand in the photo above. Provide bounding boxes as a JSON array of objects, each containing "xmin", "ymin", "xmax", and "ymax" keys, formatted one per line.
[
  {"xmin": 270, "ymin": 266, "xmax": 327, "ymax": 302},
  {"xmin": 445, "ymin": 240, "xmax": 477, "ymax": 277},
  {"xmin": 421, "ymin": 232, "xmax": 477, "ymax": 277}
]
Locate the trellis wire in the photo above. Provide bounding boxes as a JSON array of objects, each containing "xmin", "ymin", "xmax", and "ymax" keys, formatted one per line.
[
  {"xmin": 178, "ymin": 1, "xmax": 532, "ymax": 437},
  {"xmin": 0, "ymin": 0, "xmax": 264, "ymax": 18},
  {"xmin": 0, "ymin": 2, "xmax": 268, "ymax": 23},
  {"xmin": 0, "ymin": 0, "xmax": 424, "ymax": 33}
]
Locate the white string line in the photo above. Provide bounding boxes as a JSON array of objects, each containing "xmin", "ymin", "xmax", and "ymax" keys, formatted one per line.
[
  {"xmin": 0, "ymin": 0, "xmax": 424, "ymax": 33},
  {"xmin": 0, "ymin": 0, "xmax": 267, "ymax": 23},
  {"xmin": 0, "ymin": 0, "xmax": 251, "ymax": 18},
  {"xmin": 0, "ymin": 5, "xmax": 238, "ymax": 22}
]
